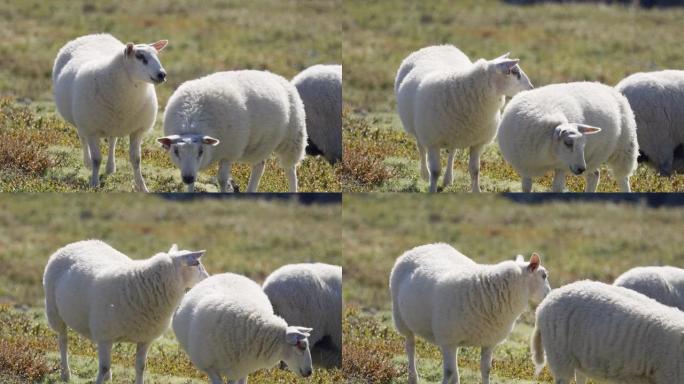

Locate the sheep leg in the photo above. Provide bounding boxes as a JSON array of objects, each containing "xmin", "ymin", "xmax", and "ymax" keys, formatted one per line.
[
  {"xmin": 469, "ymin": 144, "xmax": 484, "ymax": 193},
  {"xmin": 129, "ymin": 131, "xmax": 149, "ymax": 192},
  {"xmin": 218, "ymin": 160, "xmax": 234, "ymax": 193},
  {"xmin": 80, "ymin": 135, "xmax": 92, "ymax": 169},
  {"xmin": 246, "ymin": 161, "xmax": 266, "ymax": 192},
  {"xmin": 522, "ymin": 177, "xmax": 533, "ymax": 192},
  {"xmin": 480, "ymin": 346, "xmax": 493, "ymax": 384},
  {"xmin": 105, "ymin": 136, "xmax": 118, "ymax": 174},
  {"xmin": 58, "ymin": 330, "xmax": 71, "ymax": 381},
  {"xmin": 427, "ymin": 146, "xmax": 441, "ymax": 193},
  {"xmin": 186, "ymin": 183, "xmax": 195, "ymax": 193},
  {"xmin": 575, "ymin": 370, "xmax": 588, "ymax": 384},
  {"xmin": 405, "ymin": 333, "xmax": 418, "ymax": 384},
  {"xmin": 551, "ymin": 170, "xmax": 565, "ymax": 192},
  {"xmin": 86, "ymin": 136, "xmax": 102, "ymax": 188},
  {"xmin": 617, "ymin": 176, "xmax": 631, "ymax": 192},
  {"xmin": 418, "ymin": 144, "xmax": 429, "ymax": 181},
  {"xmin": 443, "ymin": 148, "xmax": 456, "ymax": 187},
  {"xmin": 285, "ymin": 165, "xmax": 298, "ymax": 193},
  {"xmin": 134, "ymin": 342, "xmax": 150, "ymax": 384},
  {"xmin": 585, "ymin": 169, "xmax": 600, "ymax": 192},
  {"xmin": 440, "ymin": 345, "xmax": 459, "ymax": 384},
  {"xmin": 207, "ymin": 371, "xmax": 222, "ymax": 384},
  {"xmin": 95, "ymin": 340, "xmax": 112, "ymax": 384}
]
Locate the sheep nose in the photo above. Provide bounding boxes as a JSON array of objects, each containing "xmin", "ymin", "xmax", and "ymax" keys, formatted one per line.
[
  {"xmin": 157, "ymin": 72, "xmax": 166, "ymax": 82},
  {"xmin": 182, "ymin": 175, "xmax": 195, "ymax": 184},
  {"xmin": 302, "ymin": 368, "xmax": 312, "ymax": 377},
  {"xmin": 574, "ymin": 167, "xmax": 586, "ymax": 175}
]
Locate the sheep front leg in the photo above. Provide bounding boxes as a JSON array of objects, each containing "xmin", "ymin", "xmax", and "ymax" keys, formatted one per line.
[
  {"xmin": 585, "ymin": 169, "xmax": 600, "ymax": 192},
  {"xmin": 405, "ymin": 333, "xmax": 418, "ymax": 384},
  {"xmin": 618, "ymin": 176, "xmax": 631, "ymax": 192},
  {"xmin": 134, "ymin": 342, "xmax": 150, "ymax": 384},
  {"xmin": 106, "ymin": 136, "xmax": 118, "ymax": 174},
  {"xmin": 551, "ymin": 170, "xmax": 565, "ymax": 192},
  {"xmin": 95, "ymin": 340, "xmax": 112, "ymax": 384},
  {"xmin": 58, "ymin": 330, "xmax": 70, "ymax": 381},
  {"xmin": 80, "ymin": 135, "xmax": 92, "ymax": 169},
  {"xmin": 418, "ymin": 144, "xmax": 429, "ymax": 181},
  {"xmin": 575, "ymin": 370, "xmax": 588, "ymax": 384},
  {"xmin": 480, "ymin": 346, "xmax": 493, "ymax": 384},
  {"xmin": 129, "ymin": 131, "xmax": 149, "ymax": 192},
  {"xmin": 285, "ymin": 165, "xmax": 298, "ymax": 193},
  {"xmin": 207, "ymin": 370, "xmax": 222, "ymax": 384},
  {"xmin": 86, "ymin": 136, "xmax": 102, "ymax": 188},
  {"xmin": 440, "ymin": 345, "xmax": 459, "ymax": 384},
  {"xmin": 443, "ymin": 148, "xmax": 456, "ymax": 188},
  {"xmin": 246, "ymin": 161, "xmax": 266, "ymax": 192},
  {"xmin": 218, "ymin": 160, "xmax": 234, "ymax": 193},
  {"xmin": 522, "ymin": 177, "xmax": 533, "ymax": 192},
  {"xmin": 469, "ymin": 144, "xmax": 485, "ymax": 192},
  {"xmin": 427, "ymin": 146, "xmax": 441, "ymax": 193}
]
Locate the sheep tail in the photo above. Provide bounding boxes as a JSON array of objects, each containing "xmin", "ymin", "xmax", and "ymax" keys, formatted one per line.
[{"xmin": 530, "ymin": 324, "xmax": 545, "ymax": 376}]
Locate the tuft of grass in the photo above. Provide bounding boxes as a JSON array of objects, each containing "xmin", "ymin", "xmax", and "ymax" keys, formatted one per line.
[{"xmin": 0, "ymin": 306, "xmax": 54, "ymax": 383}]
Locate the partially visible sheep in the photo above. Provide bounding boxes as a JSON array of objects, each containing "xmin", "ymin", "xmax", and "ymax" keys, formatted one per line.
[
  {"xmin": 616, "ymin": 70, "xmax": 684, "ymax": 176},
  {"xmin": 390, "ymin": 243, "xmax": 550, "ymax": 384},
  {"xmin": 614, "ymin": 266, "xmax": 684, "ymax": 311},
  {"xmin": 158, "ymin": 70, "xmax": 307, "ymax": 193},
  {"xmin": 395, "ymin": 45, "xmax": 534, "ymax": 192},
  {"xmin": 172, "ymin": 273, "xmax": 313, "ymax": 384},
  {"xmin": 262, "ymin": 263, "xmax": 342, "ymax": 368},
  {"xmin": 53, "ymin": 33, "xmax": 168, "ymax": 192},
  {"xmin": 43, "ymin": 240, "xmax": 208, "ymax": 384},
  {"xmin": 498, "ymin": 82, "xmax": 638, "ymax": 192},
  {"xmin": 292, "ymin": 65, "xmax": 342, "ymax": 165},
  {"xmin": 531, "ymin": 280, "xmax": 684, "ymax": 384}
]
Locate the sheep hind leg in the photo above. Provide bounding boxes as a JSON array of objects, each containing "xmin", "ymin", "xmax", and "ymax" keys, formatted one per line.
[
  {"xmin": 218, "ymin": 160, "xmax": 234, "ymax": 193},
  {"xmin": 469, "ymin": 144, "xmax": 485, "ymax": 193},
  {"xmin": 575, "ymin": 370, "xmax": 588, "ymax": 384},
  {"xmin": 522, "ymin": 177, "xmax": 533, "ymax": 192},
  {"xmin": 246, "ymin": 161, "xmax": 266, "ymax": 192},
  {"xmin": 86, "ymin": 136, "xmax": 102, "ymax": 188},
  {"xmin": 95, "ymin": 340, "xmax": 112, "ymax": 384},
  {"xmin": 105, "ymin": 136, "xmax": 118, "ymax": 174},
  {"xmin": 285, "ymin": 165, "xmax": 298, "ymax": 193},
  {"xmin": 427, "ymin": 146, "xmax": 441, "ymax": 193},
  {"xmin": 134, "ymin": 342, "xmax": 150, "ymax": 384},
  {"xmin": 129, "ymin": 131, "xmax": 149, "ymax": 192},
  {"xmin": 585, "ymin": 169, "xmax": 600, "ymax": 192},
  {"xmin": 480, "ymin": 346, "xmax": 493, "ymax": 384},
  {"xmin": 418, "ymin": 144, "xmax": 429, "ymax": 181},
  {"xmin": 58, "ymin": 329, "xmax": 71, "ymax": 381},
  {"xmin": 405, "ymin": 333, "xmax": 418, "ymax": 384},
  {"xmin": 440, "ymin": 345, "xmax": 459, "ymax": 384},
  {"xmin": 443, "ymin": 148, "xmax": 456, "ymax": 188},
  {"xmin": 80, "ymin": 135, "xmax": 92, "ymax": 170},
  {"xmin": 207, "ymin": 371, "xmax": 222, "ymax": 384}
]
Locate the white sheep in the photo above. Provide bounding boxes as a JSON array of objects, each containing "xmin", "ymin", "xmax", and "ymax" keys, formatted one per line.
[
  {"xmin": 292, "ymin": 64, "xmax": 342, "ymax": 165},
  {"xmin": 531, "ymin": 280, "xmax": 684, "ymax": 384},
  {"xmin": 498, "ymin": 81, "xmax": 638, "ymax": 192},
  {"xmin": 395, "ymin": 45, "xmax": 534, "ymax": 192},
  {"xmin": 616, "ymin": 70, "xmax": 684, "ymax": 176},
  {"xmin": 389, "ymin": 243, "xmax": 550, "ymax": 384},
  {"xmin": 262, "ymin": 263, "xmax": 342, "ymax": 368},
  {"xmin": 43, "ymin": 240, "xmax": 208, "ymax": 384},
  {"xmin": 614, "ymin": 266, "xmax": 684, "ymax": 311},
  {"xmin": 172, "ymin": 273, "xmax": 314, "ymax": 384},
  {"xmin": 53, "ymin": 33, "xmax": 168, "ymax": 192},
  {"xmin": 157, "ymin": 70, "xmax": 307, "ymax": 193}
]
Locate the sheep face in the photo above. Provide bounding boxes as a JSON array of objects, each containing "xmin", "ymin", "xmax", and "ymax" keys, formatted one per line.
[
  {"xmin": 157, "ymin": 134, "xmax": 220, "ymax": 185},
  {"xmin": 123, "ymin": 40, "xmax": 168, "ymax": 85},
  {"xmin": 168, "ymin": 244, "xmax": 209, "ymax": 289},
  {"xmin": 516, "ymin": 253, "xmax": 551, "ymax": 306},
  {"xmin": 552, "ymin": 123, "xmax": 602, "ymax": 175},
  {"xmin": 489, "ymin": 53, "xmax": 534, "ymax": 97},
  {"xmin": 283, "ymin": 326, "xmax": 313, "ymax": 378}
]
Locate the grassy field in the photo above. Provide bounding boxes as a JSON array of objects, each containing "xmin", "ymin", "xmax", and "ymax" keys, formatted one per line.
[
  {"xmin": 341, "ymin": 0, "xmax": 684, "ymax": 192},
  {"xmin": 341, "ymin": 194, "xmax": 684, "ymax": 383},
  {"xmin": 0, "ymin": 0, "xmax": 341, "ymax": 192},
  {"xmin": 0, "ymin": 194, "xmax": 343, "ymax": 383}
]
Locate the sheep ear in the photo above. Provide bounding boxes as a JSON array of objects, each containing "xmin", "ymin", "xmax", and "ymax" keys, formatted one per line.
[
  {"xmin": 494, "ymin": 52, "xmax": 511, "ymax": 60},
  {"xmin": 515, "ymin": 255, "xmax": 524, "ymax": 263},
  {"xmin": 285, "ymin": 326, "xmax": 311, "ymax": 345},
  {"xmin": 495, "ymin": 59, "xmax": 519, "ymax": 74},
  {"xmin": 181, "ymin": 250, "xmax": 205, "ymax": 266},
  {"xmin": 168, "ymin": 244, "xmax": 178, "ymax": 253},
  {"xmin": 553, "ymin": 125, "xmax": 569, "ymax": 140},
  {"xmin": 157, "ymin": 135, "xmax": 181, "ymax": 149},
  {"xmin": 527, "ymin": 253, "xmax": 541, "ymax": 272},
  {"xmin": 150, "ymin": 39, "xmax": 168, "ymax": 52},
  {"xmin": 124, "ymin": 42, "xmax": 134, "ymax": 58},
  {"xmin": 202, "ymin": 136, "xmax": 220, "ymax": 146},
  {"xmin": 575, "ymin": 123, "xmax": 601, "ymax": 135}
]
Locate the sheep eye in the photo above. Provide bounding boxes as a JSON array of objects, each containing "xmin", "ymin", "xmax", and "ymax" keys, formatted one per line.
[
  {"xmin": 135, "ymin": 53, "xmax": 148, "ymax": 65},
  {"xmin": 541, "ymin": 271, "xmax": 547, "ymax": 279},
  {"xmin": 198, "ymin": 147, "xmax": 204, "ymax": 158}
]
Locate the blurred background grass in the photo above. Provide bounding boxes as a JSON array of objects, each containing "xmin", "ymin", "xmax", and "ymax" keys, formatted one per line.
[
  {"xmin": 0, "ymin": 0, "xmax": 341, "ymax": 192},
  {"xmin": 341, "ymin": 0, "xmax": 684, "ymax": 192},
  {"xmin": 342, "ymin": 194, "xmax": 684, "ymax": 383},
  {"xmin": 0, "ymin": 194, "xmax": 342, "ymax": 383}
]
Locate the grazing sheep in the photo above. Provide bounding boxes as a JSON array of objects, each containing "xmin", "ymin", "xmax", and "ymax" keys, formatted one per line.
[
  {"xmin": 390, "ymin": 243, "xmax": 550, "ymax": 384},
  {"xmin": 53, "ymin": 33, "xmax": 168, "ymax": 192},
  {"xmin": 498, "ymin": 82, "xmax": 638, "ymax": 192},
  {"xmin": 531, "ymin": 280, "xmax": 684, "ymax": 384},
  {"xmin": 172, "ymin": 273, "xmax": 313, "ymax": 384},
  {"xmin": 616, "ymin": 70, "xmax": 684, "ymax": 176},
  {"xmin": 158, "ymin": 70, "xmax": 306, "ymax": 193},
  {"xmin": 43, "ymin": 240, "xmax": 208, "ymax": 384},
  {"xmin": 292, "ymin": 64, "xmax": 342, "ymax": 165},
  {"xmin": 395, "ymin": 45, "xmax": 534, "ymax": 192},
  {"xmin": 614, "ymin": 266, "xmax": 684, "ymax": 311},
  {"xmin": 262, "ymin": 263, "xmax": 342, "ymax": 368}
]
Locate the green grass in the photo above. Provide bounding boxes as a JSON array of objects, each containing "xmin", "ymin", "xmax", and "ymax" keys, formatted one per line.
[
  {"xmin": 341, "ymin": 0, "xmax": 684, "ymax": 192},
  {"xmin": 0, "ymin": 195, "xmax": 342, "ymax": 383},
  {"xmin": 0, "ymin": 0, "xmax": 341, "ymax": 192},
  {"xmin": 341, "ymin": 194, "xmax": 684, "ymax": 383}
]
